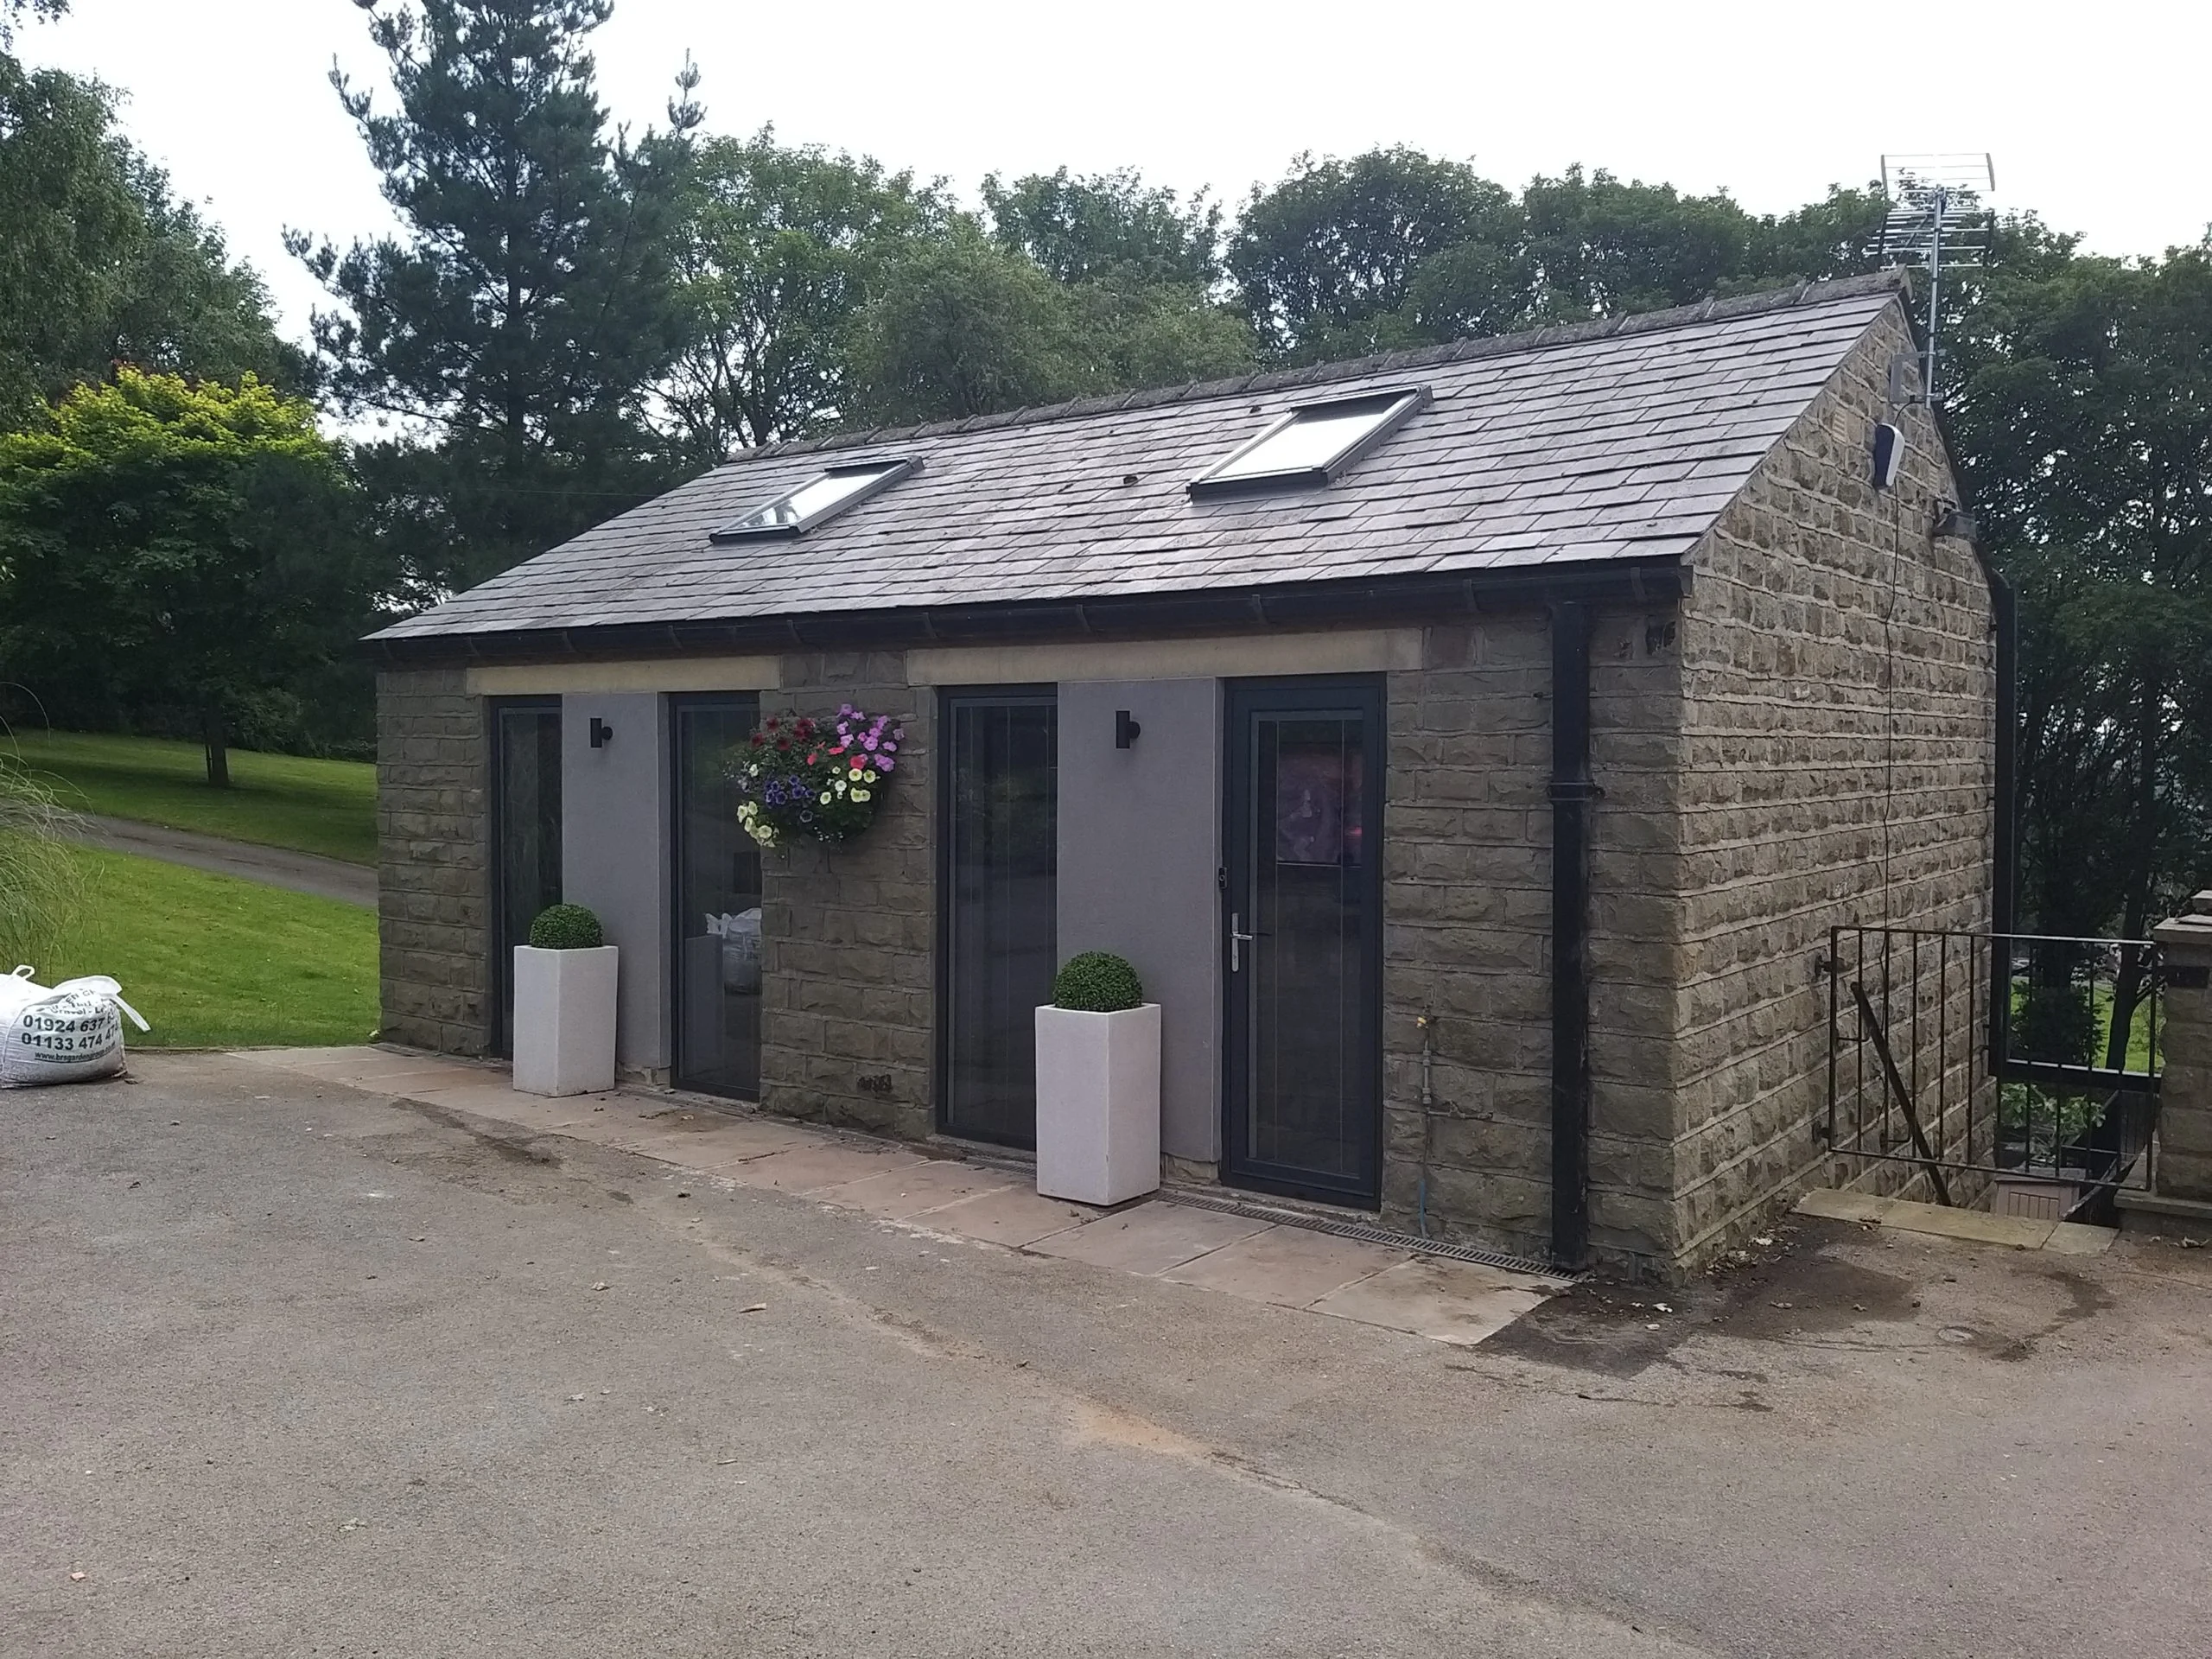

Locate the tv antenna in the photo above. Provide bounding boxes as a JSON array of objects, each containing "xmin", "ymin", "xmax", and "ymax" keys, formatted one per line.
[{"xmin": 1878, "ymin": 153, "xmax": 1996, "ymax": 404}]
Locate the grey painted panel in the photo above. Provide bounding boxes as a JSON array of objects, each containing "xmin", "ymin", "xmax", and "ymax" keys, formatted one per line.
[
  {"xmin": 561, "ymin": 693, "xmax": 671, "ymax": 1071},
  {"xmin": 1057, "ymin": 679, "xmax": 1222, "ymax": 1163}
]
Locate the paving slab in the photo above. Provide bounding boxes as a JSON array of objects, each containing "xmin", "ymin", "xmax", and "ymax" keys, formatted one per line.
[
  {"xmin": 1163, "ymin": 1224, "xmax": 1408, "ymax": 1308},
  {"xmin": 817, "ymin": 1160, "xmax": 1017, "ymax": 1220},
  {"xmin": 1793, "ymin": 1189, "xmax": 1896, "ymax": 1225},
  {"xmin": 1027, "ymin": 1203, "xmax": 1272, "ymax": 1276},
  {"xmin": 626, "ymin": 1118, "xmax": 823, "ymax": 1169},
  {"xmin": 1309, "ymin": 1257, "xmax": 1548, "ymax": 1347},
  {"xmin": 1881, "ymin": 1205, "xmax": 2057, "ymax": 1249},
  {"xmin": 2044, "ymin": 1221, "xmax": 2119, "ymax": 1256},
  {"xmin": 908, "ymin": 1185, "xmax": 1100, "ymax": 1249},
  {"xmin": 722, "ymin": 1141, "xmax": 930, "ymax": 1194},
  {"xmin": 240, "ymin": 1045, "xmax": 389, "ymax": 1073}
]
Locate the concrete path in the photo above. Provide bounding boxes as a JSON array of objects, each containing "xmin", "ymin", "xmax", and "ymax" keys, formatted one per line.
[
  {"xmin": 65, "ymin": 813, "xmax": 376, "ymax": 908},
  {"xmin": 240, "ymin": 1046, "xmax": 1568, "ymax": 1347},
  {"xmin": 10, "ymin": 1051, "xmax": 2212, "ymax": 1657}
]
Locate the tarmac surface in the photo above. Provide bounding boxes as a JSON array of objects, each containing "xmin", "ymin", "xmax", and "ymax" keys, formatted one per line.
[
  {"xmin": 64, "ymin": 814, "xmax": 376, "ymax": 907},
  {"xmin": 7, "ymin": 1052, "xmax": 2211, "ymax": 1657}
]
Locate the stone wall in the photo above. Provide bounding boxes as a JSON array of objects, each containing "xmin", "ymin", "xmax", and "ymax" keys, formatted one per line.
[
  {"xmin": 1669, "ymin": 302, "xmax": 1996, "ymax": 1263},
  {"xmin": 1378, "ymin": 607, "xmax": 1688, "ymax": 1269},
  {"xmin": 375, "ymin": 668, "xmax": 490, "ymax": 1055},
  {"xmin": 2147, "ymin": 895, "xmax": 2212, "ymax": 1204},
  {"xmin": 756, "ymin": 653, "xmax": 937, "ymax": 1141}
]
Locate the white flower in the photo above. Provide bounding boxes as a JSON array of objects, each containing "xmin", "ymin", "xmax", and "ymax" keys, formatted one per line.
[
  {"xmin": 850, "ymin": 788, "xmax": 871, "ymax": 803},
  {"xmin": 818, "ymin": 791, "xmax": 832, "ymax": 804}
]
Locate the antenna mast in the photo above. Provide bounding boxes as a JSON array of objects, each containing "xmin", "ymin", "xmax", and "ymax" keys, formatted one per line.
[{"xmin": 1878, "ymin": 153, "xmax": 1997, "ymax": 404}]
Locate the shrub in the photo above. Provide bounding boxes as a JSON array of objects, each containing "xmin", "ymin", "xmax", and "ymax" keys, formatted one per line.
[
  {"xmin": 0, "ymin": 754, "xmax": 86, "ymax": 969},
  {"xmin": 2011, "ymin": 982, "xmax": 2098, "ymax": 1068},
  {"xmin": 1053, "ymin": 950, "xmax": 1143, "ymax": 1012},
  {"xmin": 528, "ymin": 903, "xmax": 604, "ymax": 950}
]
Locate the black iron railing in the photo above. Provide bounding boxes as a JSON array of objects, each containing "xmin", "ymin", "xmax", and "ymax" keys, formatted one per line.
[{"xmin": 1823, "ymin": 926, "xmax": 2162, "ymax": 1216}]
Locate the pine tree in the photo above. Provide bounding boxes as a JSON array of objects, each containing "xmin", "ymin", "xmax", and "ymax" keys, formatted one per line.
[{"xmin": 291, "ymin": 0, "xmax": 700, "ymax": 588}]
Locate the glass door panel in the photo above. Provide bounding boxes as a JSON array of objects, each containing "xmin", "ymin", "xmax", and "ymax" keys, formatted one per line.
[
  {"xmin": 492, "ymin": 699, "xmax": 563, "ymax": 1058},
  {"xmin": 1224, "ymin": 680, "xmax": 1382, "ymax": 1204},
  {"xmin": 940, "ymin": 691, "xmax": 1058, "ymax": 1147},
  {"xmin": 673, "ymin": 696, "xmax": 764, "ymax": 1098}
]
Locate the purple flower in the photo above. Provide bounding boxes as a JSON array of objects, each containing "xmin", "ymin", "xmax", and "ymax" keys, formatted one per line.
[
  {"xmin": 877, "ymin": 756, "xmax": 895, "ymax": 772},
  {"xmin": 861, "ymin": 734, "xmax": 878, "ymax": 751}
]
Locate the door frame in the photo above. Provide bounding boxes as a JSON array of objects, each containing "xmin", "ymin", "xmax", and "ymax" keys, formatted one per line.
[
  {"xmin": 667, "ymin": 690, "xmax": 763, "ymax": 1099},
  {"xmin": 934, "ymin": 683, "xmax": 1058, "ymax": 1148},
  {"xmin": 487, "ymin": 695, "xmax": 563, "ymax": 1060},
  {"xmin": 1219, "ymin": 675, "xmax": 1387, "ymax": 1208}
]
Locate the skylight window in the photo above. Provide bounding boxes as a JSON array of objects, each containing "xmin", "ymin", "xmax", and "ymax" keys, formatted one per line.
[
  {"xmin": 709, "ymin": 458, "xmax": 918, "ymax": 542},
  {"xmin": 1189, "ymin": 386, "xmax": 1429, "ymax": 496}
]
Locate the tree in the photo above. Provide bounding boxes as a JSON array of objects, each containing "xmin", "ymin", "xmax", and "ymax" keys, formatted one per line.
[
  {"xmin": 0, "ymin": 54, "xmax": 296, "ymax": 430},
  {"xmin": 660, "ymin": 130, "xmax": 944, "ymax": 460},
  {"xmin": 0, "ymin": 370, "xmax": 368, "ymax": 785},
  {"xmin": 0, "ymin": 0, "xmax": 66, "ymax": 44},
  {"xmin": 1948, "ymin": 244, "xmax": 2212, "ymax": 1047},
  {"xmin": 844, "ymin": 218, "xmax": 1257, "ymax": 427},
  {"xmin": 845, "ymin": 225, "xmax": 1091, "ymax": 424},
  {"xmin": 292, "ymin": 0, "xmax": 700, "ymax": 588},
  {"xmin": 1229, "ymin": 148, "xmax": 1522, "ymax": 362},
  {"xmin": 984, "ymin": 167, "xmax": 1222, "ymax": 289},
  {"xmin": 1519, "ymin": 167, "xmax": 1885, "ymax": 320}
]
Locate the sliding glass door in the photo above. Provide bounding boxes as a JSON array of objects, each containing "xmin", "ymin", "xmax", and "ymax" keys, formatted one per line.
[
  {"xmin": 939, "ymin": 690, "xmax": 1058, "ymax": 1147},
  {"xmin": 491, "ymin": 698, "xmax": 563, "ymax": 1058},
  {"xmin": 672, "ymin": 696, "xmax": 764, "ymax": 1099}
]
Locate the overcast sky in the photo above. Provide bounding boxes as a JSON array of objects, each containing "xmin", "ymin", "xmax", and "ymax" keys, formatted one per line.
[{"xmin": 22, "ymin": 0, "xmax": 2211, "ymax": 347}]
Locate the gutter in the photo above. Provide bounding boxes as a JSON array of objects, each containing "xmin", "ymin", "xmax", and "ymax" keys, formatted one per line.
[
  {"xmin": 360, "ymin": 558, "xmax": 1694, "ymax": 670},
  {"xmin": 1548, "ymin": 601, "xmax": 1598, "ymax": 1270}
]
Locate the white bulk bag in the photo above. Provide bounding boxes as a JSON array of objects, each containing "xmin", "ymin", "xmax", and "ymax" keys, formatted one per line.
[{"xmin": 0, "ymin": 965, "xmax": 149, "ymax": 1087}]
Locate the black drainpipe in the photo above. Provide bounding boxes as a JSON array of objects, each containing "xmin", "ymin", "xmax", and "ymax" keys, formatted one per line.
[
  {"xmin": 1988, "ymin": 565, "xmax": 2018, "ymax": 1069},
  {"xmin": 1548, "ymin": 601, "xmax": 1597, "ymax": 1270}
]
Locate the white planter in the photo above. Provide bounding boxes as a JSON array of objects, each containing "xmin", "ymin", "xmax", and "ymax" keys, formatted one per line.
[
  {"xmin": 512, "ymin": 944, "xmax": 619, "ymax": 1096},
  {"xmin": 1034, "ymin": 1002, "xmax": 1161, "ymax": 1205}
]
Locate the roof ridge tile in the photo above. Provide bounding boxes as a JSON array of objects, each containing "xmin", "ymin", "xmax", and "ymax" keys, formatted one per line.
[{"xmin": 715, "ymin": 271, "xmax": 1907, "ymax": 466}]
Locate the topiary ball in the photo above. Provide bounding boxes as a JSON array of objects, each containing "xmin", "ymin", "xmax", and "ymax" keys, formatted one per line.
[
  {"xmin": 1052, "ymin": 951, "xmax": 1143, "ymax": 1013},
  {"xmin": 529, "ymin": 903, "xmax": 604, "ymax": 950}
]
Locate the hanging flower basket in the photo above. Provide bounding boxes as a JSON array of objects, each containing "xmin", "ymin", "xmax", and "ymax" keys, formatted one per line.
[{"xmin": 732, "ymin": 705, "xmax": 905, "ymax": 849}]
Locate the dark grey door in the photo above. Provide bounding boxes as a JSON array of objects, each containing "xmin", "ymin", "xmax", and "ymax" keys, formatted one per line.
[
  {"xmin": 491, "ymin": 698, "xmax": 563, "ymax": 1058},
  {"xmin": 939, "ymin": 690, "xmax": 1057, "ymax": 1148},
  {"xmin": 1224, "ymin": 678, "xmax": 1384, "ymax": 1205},
  {"xmin": 672, "ymin": 696, "xmax": 764, "ymax": 1099}
]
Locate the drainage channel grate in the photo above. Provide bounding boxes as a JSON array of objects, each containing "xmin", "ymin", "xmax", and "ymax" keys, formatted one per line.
[{"xmin": 1156, "ymin": 1188, "xmax": 1577, "ymax": 1284}]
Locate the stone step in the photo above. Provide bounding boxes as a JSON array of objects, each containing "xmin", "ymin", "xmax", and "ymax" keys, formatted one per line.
[{"xmin": 1794, "ymin": 1187, "xmax": 2114, "ymax": 1255}]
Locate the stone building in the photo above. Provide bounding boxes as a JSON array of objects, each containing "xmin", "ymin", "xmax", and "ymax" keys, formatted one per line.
[{"xmin": 368, "ymin": 271, "xmax": 1997, "ymax": 1275}]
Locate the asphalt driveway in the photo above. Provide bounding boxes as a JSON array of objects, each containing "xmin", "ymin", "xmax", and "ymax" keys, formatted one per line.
[{"xmin": 6, "ymin": 1052, "xmax": 2210, "ymax": 1657}]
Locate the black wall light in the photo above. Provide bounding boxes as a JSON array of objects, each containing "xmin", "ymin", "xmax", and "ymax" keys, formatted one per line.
[
  {"xmin": 589, "ymin": 716, "xmax": 614, "ymax": 748},
  {"xmin": 1115, "ymin": 709, "xmax": 1141, "ymax": 749}
]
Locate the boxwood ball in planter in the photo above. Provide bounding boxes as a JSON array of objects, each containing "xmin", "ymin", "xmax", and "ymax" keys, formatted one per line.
[
  {"xmin": 512, "ymin": 904, "xmax": 619, "ymax": 1096},
  {"xmin": 528, "ymin": 903, "xmax": 604, "ymax": 950},
  {"xmin": 1035, "ymin": 952, "xmax": 1160, "ymax": 1205},
  {"xmin": 1052, "ymin": 950, "xmax": 1144, "ymax": 1014}
]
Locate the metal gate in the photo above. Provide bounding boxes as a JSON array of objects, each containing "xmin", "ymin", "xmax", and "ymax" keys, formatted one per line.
[{"xmin": 1822, "ymin": 926, "xmax": 2163, "ymax": 1217}]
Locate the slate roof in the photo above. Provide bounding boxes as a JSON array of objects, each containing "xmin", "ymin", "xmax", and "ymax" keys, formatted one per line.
[{"xmin": 373, "ymin": 273, "xmax": 1905, "ymax": 652}]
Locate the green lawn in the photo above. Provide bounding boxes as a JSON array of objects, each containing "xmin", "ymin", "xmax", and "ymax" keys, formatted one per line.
[
  {"xmin": 35, "ymin": 845, "xmax": 378, "ymax": 1048},
  {"xmin": 6, "ymin": 729, "xmax": 376, "ymax": 866}
]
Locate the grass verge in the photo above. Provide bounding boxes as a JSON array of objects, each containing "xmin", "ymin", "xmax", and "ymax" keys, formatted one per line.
[
  {"xmin": 4, "ymin": 729, "xmax": 376, "ymax": 866},
  {"xmin": 30, "ymin": 845, "xmax": 378, "ymax": 1048}
]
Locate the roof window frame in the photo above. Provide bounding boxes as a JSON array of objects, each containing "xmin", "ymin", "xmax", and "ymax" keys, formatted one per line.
[
  {"xmin": 1187, "ymin": 385, "xmax": 1432, "ymax": 498},
  {"xmin": 709, "ymin": 456, "xmax": 921, "ymax": 543}
]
